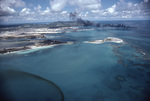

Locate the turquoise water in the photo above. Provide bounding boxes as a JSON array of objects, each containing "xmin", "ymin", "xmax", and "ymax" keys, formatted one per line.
[{"xmin": 0, "ymin": 21, "xmax": 150, "ymax": 101}]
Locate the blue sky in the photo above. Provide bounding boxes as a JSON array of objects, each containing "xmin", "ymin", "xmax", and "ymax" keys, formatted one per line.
[{"xmin": 0, "ymin": 0, "xmax": 150, "ymax": 24}]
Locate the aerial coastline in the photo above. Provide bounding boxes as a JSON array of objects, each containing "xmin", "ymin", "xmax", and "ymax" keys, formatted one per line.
[
  {"xmin": 1, "ymin": 0, "xmax": 150, "ymax": 101},
  {"xmin": 0, "ymin": 20, "xmax": 134, "ymax": 54}
]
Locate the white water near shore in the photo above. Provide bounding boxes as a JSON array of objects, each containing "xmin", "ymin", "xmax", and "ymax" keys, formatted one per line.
[{"xmin": 16, "ymin": 45, "xmax": 56, "ymax": 54}]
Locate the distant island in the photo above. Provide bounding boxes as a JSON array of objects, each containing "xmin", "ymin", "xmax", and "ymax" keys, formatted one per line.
[
  {"xmin": 0, "ymin": 19, "xmax": 135, "ymax": 41},
  {"xmin": 84, "ymin": 37, "xmax": 123, "ymax": 44},
  {"xmin": 0, "ymin": 18, "xmax": 134, "ymax": 54}
]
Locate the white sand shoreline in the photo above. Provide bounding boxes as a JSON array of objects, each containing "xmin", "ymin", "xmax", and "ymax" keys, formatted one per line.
[
  {"xmin": 84, "ymin": 37, "xmax": 123, "ymax": 44},
  {"xmin": 1, "ymin": 42, "xmax": 73, "ymax": 55}
]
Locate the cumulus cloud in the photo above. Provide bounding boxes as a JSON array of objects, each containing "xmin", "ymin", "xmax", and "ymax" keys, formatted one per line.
[
  {"xmin": 69, "ymin": 0, "xmax": 101, "ymax": 10},
  {"xmin": 50, "ymin": 0, "xmax": 101, "ymax": 12},
  {"xmin": 144, "ymin": 0, "xmax": 149, "ymax": 3},
  {"xmin": 41, "ymin": 7, "xmax": 51, "ymax": 15},
  {"xmin": 0, "ymin": 7, "xmax": 16, "ymax": 16},
  {"xmin": 0, "ymin": 0, "xmax": 69, "ymax": 23},
  {"xmin": 34, "ymin": 5, "xmax": 42, "ymax": 12},
  {"xmin": 107, "ymin": 4, "xmax": 116, "ymax": 14},
  {"xmin": 49, "ymin": 0, "xmax": 150, "ymax": 20},
  {"xmin": 33, "ymin": 5, "xmax": 51, "ymax": 15},
  {"xmin": 115, "ymin": 0, "xmax": 150, "ymax": 18},
  {"xmin": 61, "ymin": 10, "xmax": 67, "ymax": 14},
  {"xmin": 1, "ymin": 0, "xmax": 150, "ymax": 24},
  {"xmin": 50, "ymin": 0, "xmax": 67, "ymax": 12},
  {"xmin": 13, "ymin": 4, "xmax": 69, "ymax": 23},
  {"xmin": 0, "ymin": 0, "xmax": 25, "ymax": 16},
  {"xmin": 1, "ymin": 0, "xmax": 26, "ymax": 8},
  {"xmin": 20, "ymin": 8, "xmax": 31, "ymax": 16},
  {"xmin": 89, "ymin": 0, "xmax": 150, "ymax": 20}
]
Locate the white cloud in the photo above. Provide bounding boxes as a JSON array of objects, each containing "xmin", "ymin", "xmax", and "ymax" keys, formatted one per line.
[
  {"xmin": 0, "ymin": 6, "xmax": 16, "ymax": 16},
  {"xmin": 42, "ymin": 7, "xmax": 51, "ymax": 15},
  {"xmin": 13, "ymin": 0, "xmax": 26, "ymax": 7},
  {"xmin": 85, "ymin": 12, "xmax": 89, "ymax": 16},
  {"xmin": 91, "ymin": 10, "xmax": 101, "ymax": 13},
  {"xmin": 107, "ymin": 4, "xmax": 116, "ymax": 14},
  {"xmin": 1, "ymin": 0, "xmax": 150, "ymax": 24},
  {"xmin": 78, "ymin": 12, "xmax": 89, "ymax": 18},
  {"xmin": 50, "ymin": 0, "xmax": 101, "ymax": 12},
  {"xmin": 96, "ymin": 0, "xmax": 150, "ymax": 19},
  {"xmin": 50, "ymin": 0, "xmax": 67, "ymax": 12},
  {"xmin": 61, "ymin": 11, "xmax": 67, "ymax": 14},
  {"xmin": 33, "ymin": 5, "xmax": 51, "ymax": 15},
  {"xmin": 15, "ymin": 5, "xmax": 69, "ymax": 23},
  {"xmin": 0, "ymin": 0, "xmax": 25, "ymax": 16},
  {"xmin": 1, "ymin": 0, "xmax": 26, "ymax": 8},
  {"xmin": 144, "ymin": 0, "xmax": 149, "ymax": 3},
  {"xmin": 20, "ymin": 8, "xmax": 31, "ymax": 16},
  {"xmin": 69, "ymin": 0, "xmax": 101, "ymax": 10},
  {"xmin": 34, "ymin": 5, "xmax": 42, "ymax": 12}
]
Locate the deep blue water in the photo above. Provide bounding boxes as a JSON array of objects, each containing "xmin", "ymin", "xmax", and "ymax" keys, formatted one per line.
[{"xmin": 0, "ymin": 20, "xmax": 150, "ymax": 101}]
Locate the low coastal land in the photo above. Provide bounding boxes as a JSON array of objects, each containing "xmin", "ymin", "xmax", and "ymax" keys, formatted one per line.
[
  {"xmin": 0, "ymin": 40, "xmax": 73, "ymax": 54},
  {"xmin": 0, "ymin": 21, "xmax": 131, "ymax": 54},
  {"xmin": 84, "ymin": 37, "xmax": 123, "ymax": 44},
  {"xmin": 0, "ymin": 22, "xmax": 80, "ymax": 54}
]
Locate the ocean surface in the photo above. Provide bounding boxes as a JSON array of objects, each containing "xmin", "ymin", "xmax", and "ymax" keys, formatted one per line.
[{"xmin": 0, "ymin": 20, "xmax": 150, "ymax": 101}]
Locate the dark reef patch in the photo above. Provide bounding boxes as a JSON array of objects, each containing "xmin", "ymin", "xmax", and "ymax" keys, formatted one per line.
[
  {"xmin": 127, "ymin": 73, "xmax": 137, "ymax": 79},
  {"xmin": 103, "ymin": 79, "xmax": 122, "ymax": 91},
  {"xmin": 0, "ymin": 69, "xmax": 64, "ymax": 101},
  {"xmin": 115, "ymin": 75, "xmax": 126, "ymax": 82}
]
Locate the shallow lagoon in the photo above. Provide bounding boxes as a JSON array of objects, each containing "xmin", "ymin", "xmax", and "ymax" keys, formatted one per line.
[{"xmin": 0, "ymin": 21, "xmax": 150, "ymax": 101}]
